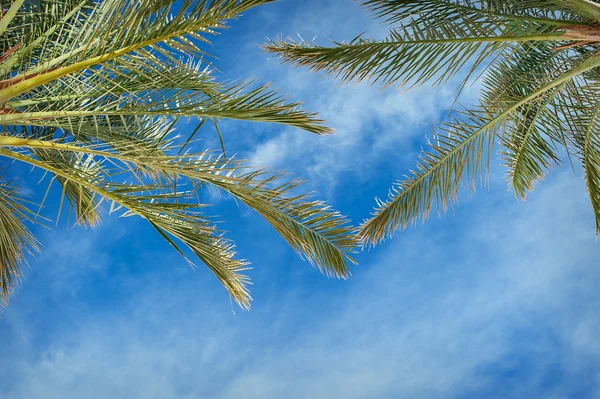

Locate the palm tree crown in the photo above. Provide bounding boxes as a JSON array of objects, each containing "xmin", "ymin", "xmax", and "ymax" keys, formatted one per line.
[
  {"xmin": 0, "ymin": 0, "xmax": 359, "ymax": 309},
  {"xmin": 265, "ymin": 0, "xmax": 600, "ymax": 244}
]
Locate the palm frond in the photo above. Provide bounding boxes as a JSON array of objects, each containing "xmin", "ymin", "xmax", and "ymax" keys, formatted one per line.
[
  {"xmin": 558, "ymin": 76, "xmax": 600, "ymax": 232},
  {"xmin": 2, "ymin": 81, "xmax": 332, "ymax": 136},
  {"xmin": 359, "ymin": 54, "xmax": 600, "ymax": 245},
  {"xmin": 358, "ymin": 107, "xmax": 495, "ymax": 245},
  {"xmin": 501, "ymin": 92, "xmax": 564, "ymax": 198},
  {"xmin": 483, "ymin": 41, "xmax": 574, "ymax": 198},
  {"xmin": 0, "ymin": 0, "xmax": 272, "ymax": 76},
  {"xmin": 264, "ymin": 1, "xmax": 573, "ymax": 88},
  {"xmin": 0, "ymin": 0, "xmax": 353, "ymax": 308},
  {"xmin": 0, "ymin": 176, "xmax": 38, "ymax": 303},
  {"xmin": 207, "ymin": 171, "xmax": 358, "ymax": 278},
  {"xmin": 33, "ymin": 149, "xmax": 105, "ymax": 227},
  {"xmin": 0, "ymin": 146, "xmax": 255, "ymax": 307},
  {"xmin": 0, "ymin": 137, "xmax": 359, "ymax": 306},
  {"xmin": 0, "ymin": 0, "xmax": 330, "ymax": 136}
]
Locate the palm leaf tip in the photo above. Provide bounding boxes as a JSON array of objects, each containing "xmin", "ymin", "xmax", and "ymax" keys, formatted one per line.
[
  {"xmin": 282, "ymin": 200, "xmax": 358, "ymax": 279},
  {"xmin": 262, "ymin": 38, "xmax": 345, "ymax": 77},
  {"xmin": 188, "ymin": 234, "xmax": 254, "ymax": 309},
  {"xmin": 212, "ymin": 172, "xmax": 359, "ymax": 279},
  {"xmin": 197, "ymin": 251, "xmax": 253, "ymax": 310},
  {"xmin": 357, "ymin": 188, "xmax": 405, "ymax": 247}
]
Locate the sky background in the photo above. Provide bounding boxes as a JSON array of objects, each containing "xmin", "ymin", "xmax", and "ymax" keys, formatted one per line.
[{"xmin": 1, "ymin": 0, "xmax": 600, "ymax": 397}]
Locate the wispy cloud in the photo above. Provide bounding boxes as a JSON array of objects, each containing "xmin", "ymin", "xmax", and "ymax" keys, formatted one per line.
[
  {"xmin": 2, "ymin": 169, "xmax": 599, "ymax": 398},
  {"xmin": 249, "ymin": 81, "xmax": 471, "ymax": 195}
]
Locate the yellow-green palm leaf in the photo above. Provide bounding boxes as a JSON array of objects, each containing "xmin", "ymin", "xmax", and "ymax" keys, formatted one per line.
[{"xmin": 0, "ymin": 0, "xmax": 359, "ymax": 308}]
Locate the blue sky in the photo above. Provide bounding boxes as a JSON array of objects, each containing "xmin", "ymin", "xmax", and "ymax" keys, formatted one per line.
[{"xmin": 1, "ymin": 0, "xmax": 600, "ymax": 397}]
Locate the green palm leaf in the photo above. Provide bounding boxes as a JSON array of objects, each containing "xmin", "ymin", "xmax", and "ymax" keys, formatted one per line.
[
  {"xmin": 0, "ymin": 176, "xmax": 38, "ymax": 303},
  {"xmin": 0, "ymin": 0, "xmax": 358, "ymax": 308},
  {"xmin": 264, "ymin": 1, "xmax": 574, "ymax": 88},
  {"xmin": 558, "ymin": 76, "xmax": 600, "ymax": 231},
  {"xmin": 0, "ymin": 135, "xmax": 358, "ymax": 308}
]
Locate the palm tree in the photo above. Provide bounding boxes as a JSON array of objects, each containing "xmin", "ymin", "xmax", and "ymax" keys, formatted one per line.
[
  {"xmin": 265, "ymin": 0, "xmax": 600, "ymax": 245},
  {"xmin": 0, "ymin": 0, "xmax": 359, "ymax": 309}
]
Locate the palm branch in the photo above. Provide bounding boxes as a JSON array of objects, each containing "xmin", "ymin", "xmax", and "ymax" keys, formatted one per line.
[
  {"xmin": 264, "ymin": 0, "xmax": 600, "ymax": 245},
  {"xmin": 0, "ymin": 0, "xmax": 359, "ymax": 309}
]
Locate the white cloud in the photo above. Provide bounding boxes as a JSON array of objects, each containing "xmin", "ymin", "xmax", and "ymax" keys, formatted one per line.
[{"xmin": 247, "ymin": 77, "xmax": 480, "ymax": 198}]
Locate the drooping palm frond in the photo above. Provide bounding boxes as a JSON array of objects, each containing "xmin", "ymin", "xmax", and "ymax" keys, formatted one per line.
[
  {"xmin": 265, "ymin": 0, "xmax": 600, "ymax": 244},
  {"xmin": 0, "ymin": 135, "xmax": 358, "ymax": 308},
  {"xmin": 558, "ymin": 75, "xmax": 600, "ymax": 231},
  {"xmin": 356, "ymin": 106, "xmax": 496, "ymax": 244},
  {"xmin": 359, "ymin": 55, "xmax": 600, "ymax": 244},
  {"xmin": 0, "ymin": 176, "xmax": 38, "ymax": 303},
  {"xmin": 485, "ymin": 42, "xmax": 571, "ymax": 198},
  {"xmin": 0, "ymin": 0, "xmax": 359, "ymax": 308},
  {"xmin": 33, "ymin": 148, "xmax": 105, "ymax": 227}
]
